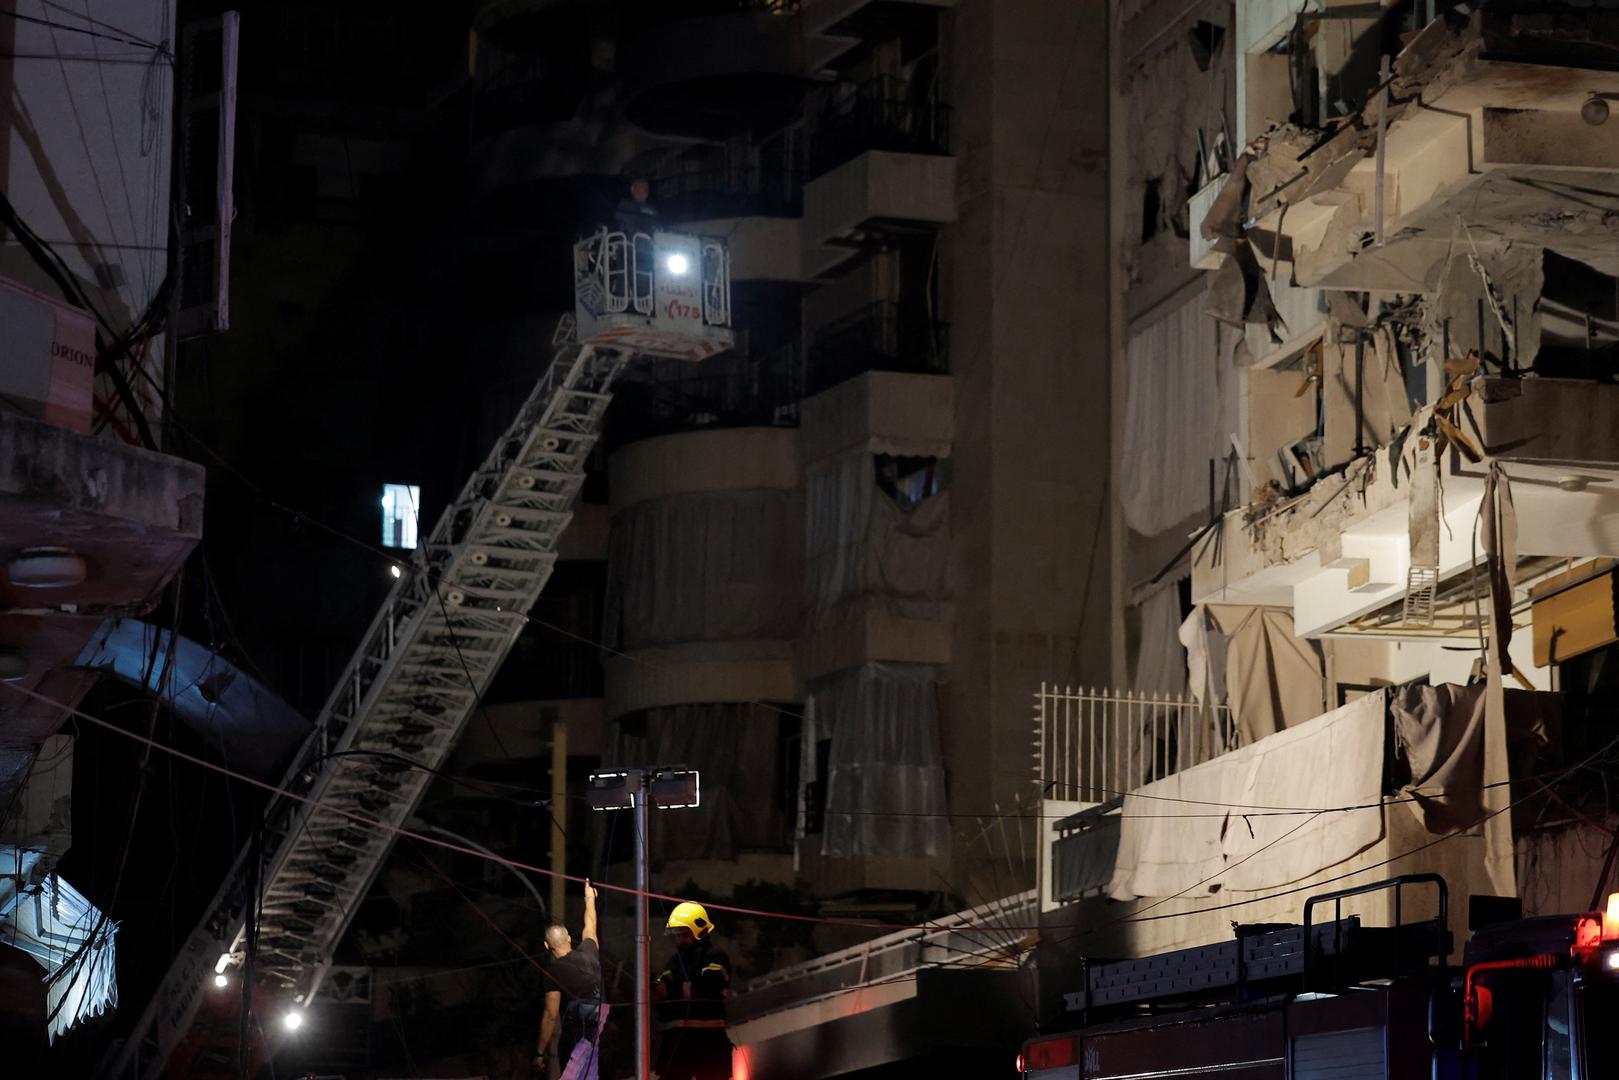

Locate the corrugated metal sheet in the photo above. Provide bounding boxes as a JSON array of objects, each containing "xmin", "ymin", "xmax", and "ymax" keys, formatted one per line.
[{"xmin": 1293, "ymin": 1026, "xmax": 1386, "ymax": 1079}]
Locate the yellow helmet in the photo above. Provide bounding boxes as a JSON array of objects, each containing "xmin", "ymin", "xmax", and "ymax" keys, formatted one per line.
[{"xmin": 666, "ymin": 901, "xmax": 714, "ymax": 940}]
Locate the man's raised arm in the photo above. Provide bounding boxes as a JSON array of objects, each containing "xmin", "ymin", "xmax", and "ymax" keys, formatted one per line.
[{"xmin": 582, "ymin": 879, "xmax": 599, "ymax": 946}]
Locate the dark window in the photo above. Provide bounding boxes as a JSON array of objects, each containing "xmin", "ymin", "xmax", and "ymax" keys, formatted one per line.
[{"xmin": 874, "ymin": 455, "xmax": 945, "ymax": 508}]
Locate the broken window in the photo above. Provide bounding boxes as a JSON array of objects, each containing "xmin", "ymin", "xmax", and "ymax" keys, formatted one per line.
[
  {"xmin": 874, "ymin": 454, "xmax": 945, "ymax": 508},
  {"xmin": 381, "ymin": 482, "xmax": 420, "ymax": 548},
  {"xmin": 1188, "ymin": 20, "xmax": 1225, "ymax": 73},
  {"xmin": 1140, "ymin": 177, "xmax": 1163, "ymax": 244}
]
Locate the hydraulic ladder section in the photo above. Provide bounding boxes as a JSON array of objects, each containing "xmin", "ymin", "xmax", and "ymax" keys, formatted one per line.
[{"xmin": 105, "ymin": 329, "xmax": 631, "ymax": 1079}]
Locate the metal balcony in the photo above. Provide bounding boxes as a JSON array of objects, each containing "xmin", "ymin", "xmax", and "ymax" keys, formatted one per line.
[
  {"xmin": 653, "ymin": 165, "xmax": 803, "ymax": 223},
  {"xmin": 608, "ymin": 344, "xmax": 804, "ymax": 447},
  {"xmin": 806, "ymin": 301, "xmax": 948, "ymax": 395},
  {"xmin": 808, "ymin": 75, "xmax": 951, "ymax": 179}
]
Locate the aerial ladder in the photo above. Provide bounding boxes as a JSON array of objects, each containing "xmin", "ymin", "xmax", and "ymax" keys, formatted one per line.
[{"xmin": 104, "ymin": 228, "xmax": 733, "ymax": 1079}]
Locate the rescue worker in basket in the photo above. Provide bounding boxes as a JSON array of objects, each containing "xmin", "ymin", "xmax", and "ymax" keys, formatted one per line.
[{"xmin": 651, "ymin": 901, "xmax": 734, "ymax": 1080}]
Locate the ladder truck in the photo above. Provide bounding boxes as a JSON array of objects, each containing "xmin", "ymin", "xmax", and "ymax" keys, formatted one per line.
[
  {"xmin": 102, "ymin": 228, "xmax": 734, "ymax": 1079},
  {"xmin": 1018, "ymin": 875, "xmax": 1619, "ymax": 1079}
]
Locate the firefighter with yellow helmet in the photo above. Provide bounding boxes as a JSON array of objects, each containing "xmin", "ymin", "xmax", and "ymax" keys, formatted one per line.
[{"xmin": 651, "ymin": 900, "xmax": 733, "ymax": 1080}]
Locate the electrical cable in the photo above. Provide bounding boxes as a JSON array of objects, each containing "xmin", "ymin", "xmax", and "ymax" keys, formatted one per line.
[
  {"xmin": 1, "ymin": 6, "xmax": 164, "ymax": 49},
  {"xmin": 1045, "ymin": 727, "xmax": 1619, "ymax": 950},
  {"xmin": 41, "ymin": 577, "xmax": 183, "ymax": 1024},
  {"xmin": 2, "ymin": 680, "xmax": 1053, "ymax": 935}
]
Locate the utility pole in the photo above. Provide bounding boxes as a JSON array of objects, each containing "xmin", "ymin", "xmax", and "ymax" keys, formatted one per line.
[
  {"xmin": 633, "ymin": 775, "xmax": 652, "ymax": 1080},
  {"xmin": 550, "ymin": 713, "xmax": 568, "ymax": 922},
  {"xmin": 587, "ymin": 766, "xmax": 701, "ymax": 1080}
]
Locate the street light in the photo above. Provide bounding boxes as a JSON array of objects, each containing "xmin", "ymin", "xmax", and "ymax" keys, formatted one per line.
[{"xmin": 587, "ymin": 765, "xmax": 701, "ymax": 1080}]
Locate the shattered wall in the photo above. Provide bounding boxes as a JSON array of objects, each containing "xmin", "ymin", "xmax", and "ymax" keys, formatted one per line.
[{"xmin": 1119, "ymin": 0, "xmax": 1237, "ymax": 316}]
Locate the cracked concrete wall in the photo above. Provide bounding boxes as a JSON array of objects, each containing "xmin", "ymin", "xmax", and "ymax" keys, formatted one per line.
[{"xmin": 1118, "ymin": 0, "xmax": 1237, "ymax": 319}]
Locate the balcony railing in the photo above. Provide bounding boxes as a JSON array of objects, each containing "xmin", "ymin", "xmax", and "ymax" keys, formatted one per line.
[
  {"xmin": 653, "ymin": 165, "xmax": 802, "ymax": 221},
  {"xmin": 806, "ymin": 300, "xmax": 949, "ymax": 396},
  {"xmin": 809, "ymin": 75, "xmax": 952, "ymax": 179},
  {"xmin": 623, "ymin": 0, "xmax": 799, "ymax": 21},
  {"xmin": 607, "ymin": 343, "xmax": 804, "ymax": 448},
  {"xmin": 1034, "ymin": 683, "xmax": 1240, "ymax": 805},
  {"xmin": 729, "ymin": 890, "xmax": 1035, "ymax": 1025}
]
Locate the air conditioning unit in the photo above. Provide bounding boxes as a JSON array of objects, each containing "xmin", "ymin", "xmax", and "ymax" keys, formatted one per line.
[{"xmin": 1189, "ymin": 172, "xmax": 1231, "ymax": 270}]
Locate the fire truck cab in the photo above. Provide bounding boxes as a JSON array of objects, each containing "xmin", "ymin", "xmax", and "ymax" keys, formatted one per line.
[{"xmin": 1020, "ymin": 875, "xmax": 1619, "ymax": 1079}]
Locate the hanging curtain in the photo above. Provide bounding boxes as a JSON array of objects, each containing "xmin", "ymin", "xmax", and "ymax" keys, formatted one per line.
[
  {"xmin": 607, "ymin": 702, "xmax": 789, "ymax": 860},
  {"xmin": 605, "ymin": 490, "xmax": 801, "ymax": 650},
  {"xmin": 803, "ymin": 451, "xmax": 950, "ymax": 627},
  {"xmin": 1121, "ymin": 285, "xmax": 1242, "ymax": 536},
  {"xmin": 816, "ymin": 663, "xmax": 950, "ymax": 860}
]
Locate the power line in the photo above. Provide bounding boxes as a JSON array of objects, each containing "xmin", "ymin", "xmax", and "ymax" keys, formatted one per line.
[
  {"xmin": 1, "ymin": 680, "xmax": 1045, "ymax": 935},
  {"xmin": 0, "ymin": 7, "xmax": 164, "ymax": 50},
  {"xmin": 1045, "ymin": 727, "xmax": 1619, "ymax": 948}
]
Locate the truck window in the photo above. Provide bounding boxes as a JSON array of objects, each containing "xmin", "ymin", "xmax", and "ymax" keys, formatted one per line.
[
  {"xmin": 1544, "ymin": 972, "xmax": 1572, "ymax": 1080},
  {"xmin": 1479, "ymin": 975, "xmax": 1551, "ymax": 1080},
  {"xmin": 1580, "ymin": 980, "xmax": 1619, "ymax": 1078}
]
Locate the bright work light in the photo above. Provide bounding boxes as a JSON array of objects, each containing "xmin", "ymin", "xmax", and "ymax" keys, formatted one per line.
[{"xmin": 665, "ymin": 253, "xmax": 689, "ymax": 275}]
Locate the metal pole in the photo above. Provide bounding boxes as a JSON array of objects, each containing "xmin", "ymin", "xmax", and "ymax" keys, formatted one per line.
[
  {"xmin": 634, "ymin": 771, "xmax": 652, "ymax": 1080},
  {"xmin": 550, "ymin": 716, "xmax": 568, "ymax": 922},
  {"xmin": 1374, "ymin": 55, "xmax": 1389, "ymax": 248}
]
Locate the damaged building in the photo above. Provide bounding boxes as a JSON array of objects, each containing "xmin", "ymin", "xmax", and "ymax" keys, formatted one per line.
[{"xmin": 1025, "ymin": 0, "xmax": 1619, "ymax": 1044}]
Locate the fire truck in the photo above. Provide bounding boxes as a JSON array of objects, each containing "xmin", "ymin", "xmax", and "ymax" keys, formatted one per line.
[{"xmin": 1018, "ymin": 875, "xmax": 1619, "ymax": 1079}]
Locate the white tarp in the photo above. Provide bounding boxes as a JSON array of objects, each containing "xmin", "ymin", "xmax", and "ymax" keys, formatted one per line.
[
  {"xmin": 1107, "ymin": 692, "xmax": 1385, "ymax": 901},
  {"xmin": 804, "ymin": 452, "xmax": 950, "ymax": 624},
  {"xmin": 817, "ymin": 663, "xmax": 950, "ymax": 860},
  {"xmin": 1121, "ymin": 285, "xmax": 1243, "ymax": 536}
]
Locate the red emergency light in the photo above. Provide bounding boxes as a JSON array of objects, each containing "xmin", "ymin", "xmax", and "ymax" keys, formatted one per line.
[{"xmin": 1018, "ymin": 1034, "xmax": 1078, "ymax": 1072}]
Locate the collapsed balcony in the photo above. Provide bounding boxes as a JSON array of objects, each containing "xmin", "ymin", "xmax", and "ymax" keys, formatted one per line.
[{"xmin": 1229, "ymin": 5, "xmax": 1619, "ymax": 295}]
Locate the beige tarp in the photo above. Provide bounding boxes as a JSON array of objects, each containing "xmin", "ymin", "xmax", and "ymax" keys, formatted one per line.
[
  {"xmin": 1391, "ymin": 683, "xmax": 1488, "ymax": 834},
  {"xmin": 1207, "ymin": 605, "xmax": 1326, "ymax": 742},
  {"xmin": 1392, "ymin": 682, "xmax": 1561, "ymax": 836},
  {"xmin": 1107, "ymin": 692, "xmax": 1386, "ymax": 901}
]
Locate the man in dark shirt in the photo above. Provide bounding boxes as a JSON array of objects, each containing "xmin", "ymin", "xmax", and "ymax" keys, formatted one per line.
[
  {"xmin": 535, "ymin": 880, "xmax": 602, "ymax": 1078},
  {"xmin": 652, "ymin": 900, "xmax": 733, "ymax": 1080},
  {"xmin": 614, "ymin": 177, "xmax": 657, "ymax": 236}
]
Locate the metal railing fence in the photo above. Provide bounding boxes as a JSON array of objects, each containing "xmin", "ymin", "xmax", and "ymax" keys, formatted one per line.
[{"xmin": 1033, "ymin": 683, "xmax": 1239, "ymax": 804}]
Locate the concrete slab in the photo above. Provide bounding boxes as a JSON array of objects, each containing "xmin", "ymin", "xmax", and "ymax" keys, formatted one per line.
[{"xmin": 0, "ymin": 413, "xmax": 203, "ymax": 793}]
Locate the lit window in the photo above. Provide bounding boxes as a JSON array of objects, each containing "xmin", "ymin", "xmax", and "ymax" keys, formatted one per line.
[{"xmin": 381, "ymin": 483, "xmax": 420, "ymax": 549}]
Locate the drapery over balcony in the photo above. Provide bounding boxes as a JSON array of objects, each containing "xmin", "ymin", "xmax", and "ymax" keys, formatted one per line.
[
  {"xmin": 807, "ymin": 301, "xmax": 949, "ymax": 396},
  {"xmin": 1042, "ymin": 683, "xmax": 1560, "ymax": 909}
]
